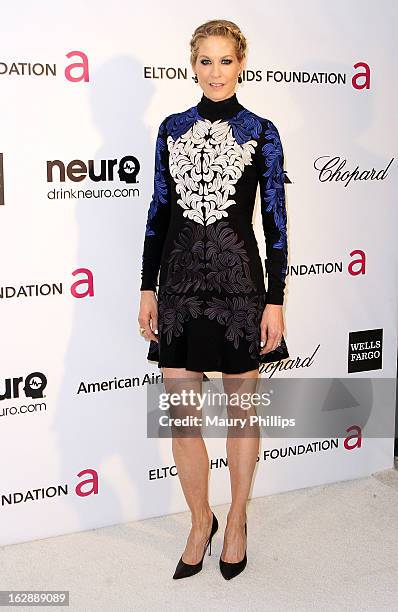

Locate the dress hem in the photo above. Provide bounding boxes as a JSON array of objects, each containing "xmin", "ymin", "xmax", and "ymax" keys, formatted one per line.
[{"xmin": 147, "ymin": 357, "xmax": 260, "ymax": 375}]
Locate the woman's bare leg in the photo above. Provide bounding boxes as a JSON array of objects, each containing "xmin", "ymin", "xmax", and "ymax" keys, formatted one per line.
[
  {"xmin": 221, "ymin": 368, "xmax": 260, "ymax": 563},
  {"xmin": 162, "ymin": 366, "xmax": 213, "ymax": 564}
]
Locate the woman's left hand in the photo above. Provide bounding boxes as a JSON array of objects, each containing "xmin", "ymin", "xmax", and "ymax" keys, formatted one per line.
[{"xmin": 260, "ymin": 304, "xmax": 284, "ymax": 355}]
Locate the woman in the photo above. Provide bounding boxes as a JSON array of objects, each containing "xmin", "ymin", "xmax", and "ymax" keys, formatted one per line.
[{"xmin": 138, "ymin": 19, "xmax": 288, "ymax": 580}]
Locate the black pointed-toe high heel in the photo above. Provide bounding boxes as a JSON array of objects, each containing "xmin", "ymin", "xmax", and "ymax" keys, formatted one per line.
[
  {"xmin": 219, "ymin": 522, "xmax": 247, "ymax": 580},
  {"xmin": 172, "ymin": 512, "xmax": 219, "ymax": 579}
]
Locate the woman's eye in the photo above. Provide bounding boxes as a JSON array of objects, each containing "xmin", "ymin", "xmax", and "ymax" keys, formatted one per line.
[{"xmin": 200, "ymin": 59, "xmax": 232, "ymax": 65}]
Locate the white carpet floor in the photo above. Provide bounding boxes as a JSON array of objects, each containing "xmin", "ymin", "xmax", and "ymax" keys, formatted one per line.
[{"xmin": 1, "ymin": 464, "xmax": 398, "ymax": 612}]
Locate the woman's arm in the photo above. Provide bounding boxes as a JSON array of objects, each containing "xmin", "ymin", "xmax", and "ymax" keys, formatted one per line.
[
  {"xmin": 140, "ymin": 116, "xmax": 172, "ymax": 291},
  {"xmin": 256, "ymin": 118, "xmax": 288, "ymax": 306},
  {"xmin": 255, "ymin": 118, "xmax": 288, "ymax": 353},
  {"xmin": 139, "ymin": 117, "xmax": 172, "ymax": 343}
]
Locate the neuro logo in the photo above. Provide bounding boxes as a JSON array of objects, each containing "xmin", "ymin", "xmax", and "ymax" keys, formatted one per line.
[
  {"xmin": 0, "ymin": 372, "xmax": 48, "ymax": 401},
  {"xmin": 24, "ymin": 372, "xmax": 47, "ymax": 398},
  {"xmin": 117, "ymin": 156, "xmax": 141, "ymax": 183},
  {"xmin": 47, "ymin": 156, "xmax": 140, "ymax": 184}
]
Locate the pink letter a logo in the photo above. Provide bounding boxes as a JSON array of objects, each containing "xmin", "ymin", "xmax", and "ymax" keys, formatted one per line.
[
  {"xmin": 65, "ymin": 51, "xmax": 90, "ymax": 82},
  {"xmin": 71, "ymin": 267, "xmax": 94, "ymax": 297}
]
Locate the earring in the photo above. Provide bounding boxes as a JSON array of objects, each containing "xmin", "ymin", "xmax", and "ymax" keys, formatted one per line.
[
  {"xmin": 193, "ymin": 74, "xmax": 198, "ymax": 83},
  {"xmin": 238, "ymin": 74, "xmax": 242, "ymax": 83}
]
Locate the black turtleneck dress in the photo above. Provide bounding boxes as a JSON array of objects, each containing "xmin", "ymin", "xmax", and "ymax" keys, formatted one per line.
[{"xmin": 140, "ymin": 93, "xmax": 288, "ymax": 374}]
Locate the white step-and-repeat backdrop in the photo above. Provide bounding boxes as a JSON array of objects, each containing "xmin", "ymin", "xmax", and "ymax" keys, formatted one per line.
[{"xmin": 1, "ymin": 1, "xmax": 397, "ymax": 546}]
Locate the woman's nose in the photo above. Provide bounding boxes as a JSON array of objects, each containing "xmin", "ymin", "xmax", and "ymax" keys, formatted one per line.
[{"xmin": 210, "ymin": 64, "xmax": 222, "ymax": 78}]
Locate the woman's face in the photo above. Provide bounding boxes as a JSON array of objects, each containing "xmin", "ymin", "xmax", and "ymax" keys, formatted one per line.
[{"xmin": 192, "ymin": 35, "xmax": 243, "ymax": 102}]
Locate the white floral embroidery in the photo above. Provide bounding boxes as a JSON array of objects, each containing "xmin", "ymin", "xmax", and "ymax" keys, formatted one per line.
[{"xmin": 167, "ymin": 119, "xmax": 257, "ymax": 226}]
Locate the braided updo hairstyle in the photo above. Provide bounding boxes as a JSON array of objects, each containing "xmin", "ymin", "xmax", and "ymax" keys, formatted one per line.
[{"xmin": 189, "ymin": 19, "xmax": 248, "ymax": 67}]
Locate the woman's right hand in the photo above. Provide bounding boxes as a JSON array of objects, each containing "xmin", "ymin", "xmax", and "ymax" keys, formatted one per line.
[{"xmin": 138, "ymin": 290, "xmax": 159, "ymax": 343}]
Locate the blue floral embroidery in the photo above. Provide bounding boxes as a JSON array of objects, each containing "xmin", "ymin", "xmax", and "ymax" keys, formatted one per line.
[
  {"xmin": 145, "ymin": 119, "xmax": 169, "ymax": 237},
  {"xmin": 260, "ymin": 120, "xmax": 288, "ymax": 272},
  {"xmin": 227, "ymin": 109, "xmax": 263, "ymax": 144},
  {"xmin": 166, "ymin": 107, "xmax": 202, "ymax": 140}
]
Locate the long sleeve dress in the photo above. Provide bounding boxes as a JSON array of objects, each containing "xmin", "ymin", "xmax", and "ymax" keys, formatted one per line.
[{"xmin": 140, "ymin": 92, "xmax": 288, "ymax": 374}]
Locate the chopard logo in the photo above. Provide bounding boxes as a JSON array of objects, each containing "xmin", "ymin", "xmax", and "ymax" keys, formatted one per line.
[{"xmin": 314, "ymin": 156, "xmax": 394, "ymax": 187}]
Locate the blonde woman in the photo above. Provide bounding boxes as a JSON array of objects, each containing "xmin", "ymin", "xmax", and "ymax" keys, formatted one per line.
[{"xmin": 138, "ymin": 19, "xmax": 288, "ymax": 580}]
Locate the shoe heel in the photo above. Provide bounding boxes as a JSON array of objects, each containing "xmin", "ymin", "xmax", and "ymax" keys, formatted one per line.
[
  {"xmin": 208, "ymin": 512, "xmax": 218, "ymax": 556},
  {"xmin": 172, "ymin": 512, "xmax": 218, "ymax": 579}
]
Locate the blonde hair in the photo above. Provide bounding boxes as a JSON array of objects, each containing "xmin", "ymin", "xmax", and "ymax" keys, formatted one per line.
[{"xmin": 190, "ymin": 19, "xmax": 247, "ymax": 67}]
